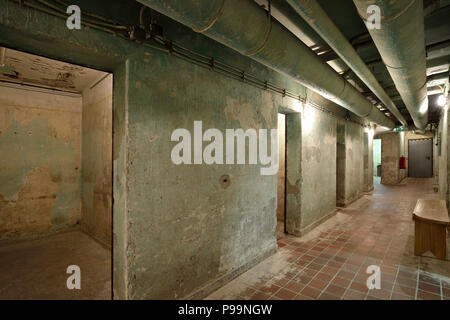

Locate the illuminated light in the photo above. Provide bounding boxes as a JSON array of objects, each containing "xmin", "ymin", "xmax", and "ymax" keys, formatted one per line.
[
  {"xmin": 291, "ymin": 100, "xmax": 302, "ymax": 113},
  {"xmin": 437, "ymin": 95, "xmax": 447, "ymax": 107},
  {"xmin": 364, "ymin": 126, "xmax": 375, "ymax": 138},
  {"xmin": 303, "ymin": 104, "xmax": 315, "ymax": 134},
  {"xmin": 419, "ymin": 100, "xmax": 428, "ymax": 114}
]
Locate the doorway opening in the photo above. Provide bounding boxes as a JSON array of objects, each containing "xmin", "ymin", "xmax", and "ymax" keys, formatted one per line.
[
  {"xmin": 0, "ymin": 47, "xmax": 113, "ymax": 299},
  {"xmin": 408, "ymin": 138, "xmax": 433, "ymax": 178},
  {"xmin": 373, "ymin": 138, "xmax": 382, "ymax": 179},
  {"xmin": 276, "ymin": 113, "xmax": 286, "ymax": 237}
]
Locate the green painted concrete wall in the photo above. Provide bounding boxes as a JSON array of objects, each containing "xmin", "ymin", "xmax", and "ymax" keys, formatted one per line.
[
  {"xmin": 336, "ymin": 120, "xmax": 368, "ymax": 206},
  {"xmin": 380, "ymin": 132, "xmax": 406, "ymax": 185},
  {"xmin": 336, "ymin": 120, "xmax": 346, "ymax": 206},
  {"xmin": 0, "ymin": 86, "xmax": 82, "ymax": 240},
  {"xmin": 344, "ymin": 122, "xmax": 364, "ymax": 204},
  {"xmin": 125, "ymin": 52, "xmax": 283, "ymax": 299},
  {"xmin": 300, "ymin": 105, "xmax": 337, "ymax": 232},
  {"xmin": 363, "ymin": 131, "xmax": 374, "ymax": 192},
  {"xmin": 81, "ymin": 74, "xmax": 113, "ymax": 247},
  {"xmin": 0, "ymin": 0, "xmax": 373, "ymax": 299},
  {"xmin": 438, "ymin": 104, "xmax": 449, "ymax": 208},
  {"xmin": 285, "ymin": 112, "xmax": 302, "ymax": 235}
]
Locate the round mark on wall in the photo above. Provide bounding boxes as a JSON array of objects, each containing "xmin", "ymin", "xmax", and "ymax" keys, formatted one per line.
[{"xmin": 220, "ymin": 174, "xmax": 231, "ymax": 189}]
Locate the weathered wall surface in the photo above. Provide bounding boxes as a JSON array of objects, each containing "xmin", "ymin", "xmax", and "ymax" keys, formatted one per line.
[
  {"xmin": 344, "ymin": 122, "xmax": 364, "ymax": 203},
  {"xmin": 336, "ymin": 120, "xmax": 346, "ymax": 206},
  {"xmin": 0, "ymin": 86, "xmax": 82, "ymax": 240},
  {"xmin": 111, "ymin": 62, "xmax": 130, "ymax": 300},
  {"xmin": 0, "ymin": 0, "xmax": 374, "ymax": 299},
  {"xmin": 81, "ymin": 74, "xmax": 113, "ymax": 247},
  {"xmin": 299, "ymin": 104, "xmax": 337, "ymax": 233},
  {"xmin": 285, "ymin": 112, "xmax": 302, "ymax": 235},
  {"xmin": 380, "ymin": 132, "xmax": 405, "ymax": 185},
  {"xmin": 363, "ymin": 131, "xmax": 374, "ymax": 191},
  {"xmin": 277, "ymin": 114, "xmax": 286, "ymax": 222},
  {"xmin": 336, "ymin": 120, "xmax": 366, "ymax": 206},
  {"xmin": 124, "ymin": 53, "xmax": 286, "ymax": 299},
  {"xmin": 438, "ymin": 105, "xmax": 449, "ymax": 208}
]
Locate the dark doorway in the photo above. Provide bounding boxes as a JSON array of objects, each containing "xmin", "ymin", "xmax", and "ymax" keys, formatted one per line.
[{"xmin": 408, "ymin": 139, "xmax": 433, "ymax": 178}]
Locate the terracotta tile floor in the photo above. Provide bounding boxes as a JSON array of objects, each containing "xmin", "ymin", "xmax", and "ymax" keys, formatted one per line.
[{"xmin": 206, "ymin": 177, "xmax": 450, "ymax": 300}]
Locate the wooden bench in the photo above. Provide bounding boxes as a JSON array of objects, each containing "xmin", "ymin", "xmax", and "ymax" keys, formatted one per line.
[{"xmin": 413, "ymin": 199, "xmax": 450, "ymax": 260}]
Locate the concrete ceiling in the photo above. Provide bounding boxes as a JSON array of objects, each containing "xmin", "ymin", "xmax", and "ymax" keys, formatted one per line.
[
  {"xmin": 0, "ymin": 48, "xmax": 107, "ymax": 93},
  {"xmin": 261, "ymin": 0, "xmax": 450, "ymax": 126}
]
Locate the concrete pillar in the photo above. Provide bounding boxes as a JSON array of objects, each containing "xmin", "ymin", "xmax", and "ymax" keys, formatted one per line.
[
  {"xmin": 277, "ymin": 114, "xmax": 286, "ymax": 223},
  {"xmin": 285, "ymin": 112, "xmax": 302, "ymax": 235},
  {"xmin": 438, "ymin": 105, "xmax": 449, "ymax": 208},
  {"xmin": 380, "ymin": 132, "xmax": 406, "ymax": 185},
  {"xmin": 363, "ymin": 129, "xmax": 374, "ymax": 192},
  {"xmin": 285, "ymin": 105, "xmax": 339, "ymax": 236},
  {"xmin": 336, "ymin": 120, "xmax": 365, "ymax": 206}
]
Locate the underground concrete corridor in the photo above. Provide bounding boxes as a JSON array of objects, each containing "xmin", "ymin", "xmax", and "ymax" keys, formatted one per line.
[
  {"xmin": 207, "ymin": 177, "xmax": 450, "ymax": 300},
  {"xmin": 0, "ymin": 0, "xmax": 449, "ymax": 304}
]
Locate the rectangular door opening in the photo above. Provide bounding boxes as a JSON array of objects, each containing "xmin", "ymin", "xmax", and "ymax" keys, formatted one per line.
[{"xmin": 0, "ymin": 47, "xmax": 113, "ymax": 299}]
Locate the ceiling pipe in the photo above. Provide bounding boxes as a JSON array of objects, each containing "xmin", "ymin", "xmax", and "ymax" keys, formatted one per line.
[
  {"xmin": 136, "ymin": 0, "xmax": 395, "ymax": 129},
  {"xmin": 353, "ymin": 0, "xmax": 428, "ymax": 130},
  {"xmin": 351, "ymin": 42, "xmax": 450, "ymax": 71},
  {"xmin": 285, "ymin": 0, "xmax": 408, "ymax": 127}
]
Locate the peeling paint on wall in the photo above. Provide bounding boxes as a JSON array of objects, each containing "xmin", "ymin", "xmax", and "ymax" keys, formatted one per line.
[
  {"xmin": 0, "ymin": 86, "xmax": 82, "ymax": 240},
  {"xmin": 81, "ymin": 74, "xmax": 113, "ymax": 247}
]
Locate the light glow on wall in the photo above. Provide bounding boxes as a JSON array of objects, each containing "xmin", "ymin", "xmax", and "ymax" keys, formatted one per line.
[
  {"xmin": 302, "ymin": 103, "xmax": 315, "ymax": 135},
  {"xmin": 291, "ymin": 100, "xmax": 303, "ymax": 113},
  {"xmin": 437, "ymin": 95, "xmax": 447, "ymax": 107},
  {"xmin": 419, "ymin": 99, "xmax": 428, "ymax": 114}
]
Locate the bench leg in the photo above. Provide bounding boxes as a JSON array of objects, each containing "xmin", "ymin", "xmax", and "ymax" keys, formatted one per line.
[
  {"xmin": 414, "ymin": 221, "xmax": 427, "ymax": 256},
  {"xmin": 430, "ymin": 224, "xmax": 447, "ymax": 260},
  {"xmin": 414, "ymin": 220, "xmax": 447, "ymax": 260}
]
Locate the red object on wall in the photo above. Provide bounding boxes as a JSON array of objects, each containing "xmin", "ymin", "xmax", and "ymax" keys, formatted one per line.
[{"xmin": 399, "ymin": 156, "xmax": 406, "ymax": 169}]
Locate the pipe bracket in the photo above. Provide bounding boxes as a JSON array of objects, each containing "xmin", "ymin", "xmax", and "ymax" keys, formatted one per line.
[
  {"xmin": 242, "ymin": 9, "xmax": 272, "ymax": 57},
  {"xmin": 192, "ymin": 0, "xmax": 225, "ymax": 33}
]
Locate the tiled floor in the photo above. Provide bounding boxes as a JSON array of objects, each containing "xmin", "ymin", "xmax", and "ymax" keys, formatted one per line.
[{"xmin": 206, "ymin": 177, "xmax": 450, "ymax": 300}]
